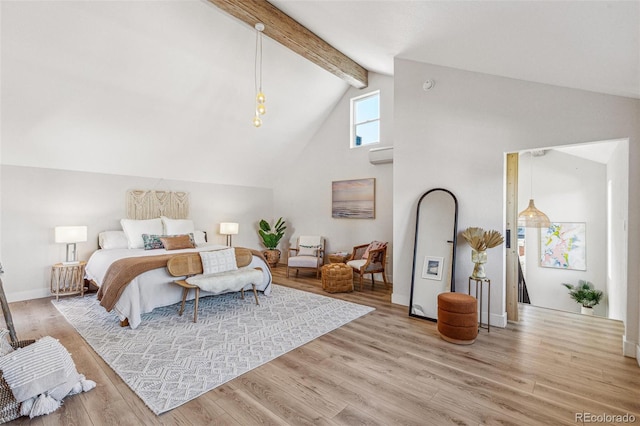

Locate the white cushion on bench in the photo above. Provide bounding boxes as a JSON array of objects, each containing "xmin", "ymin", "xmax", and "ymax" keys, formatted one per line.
[{"xmin": 185, "ymin": 267, "xmax": 263, "ymax": 294}]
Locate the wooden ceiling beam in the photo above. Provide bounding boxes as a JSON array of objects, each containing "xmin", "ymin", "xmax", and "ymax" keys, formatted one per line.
[{"xmin": 206, "ymin": 0, "xmax": 368, "ymax": 89}]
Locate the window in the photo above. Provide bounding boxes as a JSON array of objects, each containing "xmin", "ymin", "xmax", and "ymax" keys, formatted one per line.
[{"xmin": 350, "ymin": 90, "xmax": 380, "ymax": 148}]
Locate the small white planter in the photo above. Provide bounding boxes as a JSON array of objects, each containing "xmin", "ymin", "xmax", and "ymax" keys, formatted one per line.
[{"xmin": 580, "ymin": 306, "xmax": 594, "ymax": 316}]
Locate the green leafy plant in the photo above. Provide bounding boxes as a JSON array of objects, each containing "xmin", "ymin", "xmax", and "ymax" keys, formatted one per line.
[
  {"xmin": 258, "ymin": 218, "xmax": 286, "ymax": 249},
  {"xmin": 562, "ymin": 280, "xmax": 603, "ymax": 308}
]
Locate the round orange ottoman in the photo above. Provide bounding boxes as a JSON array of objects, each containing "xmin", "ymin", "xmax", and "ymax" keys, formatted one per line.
[{"xmin": 437, "ymin": 292, "xmax": 478, "ymax": 345}]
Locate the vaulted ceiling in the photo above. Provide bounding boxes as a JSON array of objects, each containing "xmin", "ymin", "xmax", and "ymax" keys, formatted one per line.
[
  {"xmin": 271, "ymin": 0, "xmax": 639, "ymax": 99},
  {"xmin": 2, "ymin": 1, "xmax": 638, "ymax": 188}
]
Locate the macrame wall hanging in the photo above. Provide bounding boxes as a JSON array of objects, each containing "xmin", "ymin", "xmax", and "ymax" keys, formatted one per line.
[{"xmin": 126, "ymin": 190, "xmax": 190, "ymax": 220}]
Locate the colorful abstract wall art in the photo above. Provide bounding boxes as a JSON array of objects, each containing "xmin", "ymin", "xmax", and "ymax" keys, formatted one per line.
[{"xmin": 539, "ymin": 222, "xmax": 586, "ymax": 270}]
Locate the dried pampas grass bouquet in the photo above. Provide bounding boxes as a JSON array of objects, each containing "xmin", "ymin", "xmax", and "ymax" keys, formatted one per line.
[{"xmin": 461, "ymin": 227, "xmax": 504, "ymax": 251}]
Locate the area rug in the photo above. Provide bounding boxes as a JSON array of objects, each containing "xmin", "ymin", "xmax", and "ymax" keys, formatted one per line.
[{"xmin": 52, "ymin": 284, "xmax": 374, "ymax": 415}]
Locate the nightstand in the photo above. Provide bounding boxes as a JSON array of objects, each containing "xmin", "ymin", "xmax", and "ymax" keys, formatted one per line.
[{"xmin": 50, "ymin": 261, "xmax": 87, "ymax": 301}]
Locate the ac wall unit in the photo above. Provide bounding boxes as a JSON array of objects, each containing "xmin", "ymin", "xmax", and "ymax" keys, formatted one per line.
[{"xmin": 369, "ymin": 146, "xmax": 393, "ymax": 165}]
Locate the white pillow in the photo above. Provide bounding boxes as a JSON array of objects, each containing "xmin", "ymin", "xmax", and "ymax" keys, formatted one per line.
[
  {"xmin": 98, "ymin": 231, "xmax": 129, "ymax": 250},
  {"xmin": 120, "ymin": 218, "xmax": 163, "ymax": 249},
  {"xmin": 298, "ymin": 244, "xmax": 320, "ymax": 256},
  {"xmin": 199, "ymin": 248, "xmax": 238, "ymax": 274},
  {"xmin": 0, "ymin": 336, "xmax": 79, "ymax": 403},
  {"xmin": 161, "ymin": 216, "xmax": 195, "ymax": 235},
  {"xmin": 193, "ymin": 230, "xmax": 207, "ymax": 246}
]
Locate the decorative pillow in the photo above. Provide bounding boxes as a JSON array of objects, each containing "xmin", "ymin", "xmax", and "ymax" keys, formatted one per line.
[
  {"xmin": 160, "ymin": 235, "xmax": 195, "ymax": 251},
  {"xmin": 0, "ymin": 336, "xmax": 78, "ymax": 403},
  {"xmin": 362, "ymin": 241, "xmax": 387, "ymax": 259},
  {"xmin": 142, "ymin": 234, "xmax": 165, "ymax": 250},
  {"xmin": 161, "ymin": 216, "xmax": 195, "ymax": 236},
  {"xmin": 298, "ymin": 244, "xmax": 320, "ymax": 257},
  {"xmin": 199, "ymin": 248, "xmax": 238, "ymax": 274},
  {"xmin": 193, "ymin": 230, "xmax": 207, "ymax": 246},
  {"xmin": 142, "ymin": 233, "xmax": 196, "ymax": 250},
  {"xmin": 0, "ymin": 329, "xmax": 14, "ymax": 356},
  {"xmin": 98, "ymin": 231, "xmax": 129, "ymax": 250},
  {"xmin": 120, "ymin": 218, "xmax": 163, "ymax": 249}
]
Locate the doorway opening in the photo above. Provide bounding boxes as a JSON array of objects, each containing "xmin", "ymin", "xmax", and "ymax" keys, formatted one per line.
[{"xmin": 506, "ymin": 138, "xmax": 629, "ymax": 321}]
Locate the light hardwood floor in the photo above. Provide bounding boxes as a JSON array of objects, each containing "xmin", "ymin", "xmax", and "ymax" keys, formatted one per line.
[{"xmin": 6, "ymin": 267, "xmax": 640, "ymax": 425}]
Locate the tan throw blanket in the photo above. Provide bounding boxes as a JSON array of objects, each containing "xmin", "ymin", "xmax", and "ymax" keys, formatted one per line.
[{"xmin": 98, "ymin": 254, "xmax": 176, "ymax": 312}]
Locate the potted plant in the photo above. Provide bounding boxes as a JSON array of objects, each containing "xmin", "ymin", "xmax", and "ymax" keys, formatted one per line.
[
  {"xmin": 258, "ymin": 217, "xmax": 286, "ymax": 267},
  {"xmin": 561, "ymin": 280, "xmax": 603, "ymax": 315}
]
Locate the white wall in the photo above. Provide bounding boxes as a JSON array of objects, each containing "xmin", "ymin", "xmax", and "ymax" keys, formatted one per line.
[
  {"xmin": 1, "ymin": 165, "xmax": 273, "ymax": 302},
  {"xmin": 519, "ymin": 150, "xmax": 607, "ymax": 316},
  {"xmin": 607, "ymin": 141, "xmax": 629, "ymax": 321},
  {"xmin": 272, "ymin": 73, "xmax": 394, "ymax": 280},
  {"xmin": 393, "ymin": 60, "xmax": 639, "ymax": 356}
]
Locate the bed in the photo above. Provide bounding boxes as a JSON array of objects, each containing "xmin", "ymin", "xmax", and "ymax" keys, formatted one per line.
[{"xmin": 84, "ymin": 223, "xmax": 272, "ymax": 329}]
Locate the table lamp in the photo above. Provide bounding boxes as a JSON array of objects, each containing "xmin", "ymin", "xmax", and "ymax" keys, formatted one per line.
[
  {"xmin": 219, "ymin": 222, "xmax": 239, "ymax": 247},
  {"xmin": 55, "ymin": 226, "xmax": 87, "ymax": 264}
]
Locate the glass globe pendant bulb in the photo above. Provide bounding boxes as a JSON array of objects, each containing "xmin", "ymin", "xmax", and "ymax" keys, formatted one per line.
[
  {"xmin": 257, "ymin": 103, "xmax": 266, "ymax": 115},
  {"xmin": 256, "ymin": 92, "xmax": 266, "ymax": 104},
  {"xmin": 252, "ymin": 115, "xmax": 262, "ymax": 127}
]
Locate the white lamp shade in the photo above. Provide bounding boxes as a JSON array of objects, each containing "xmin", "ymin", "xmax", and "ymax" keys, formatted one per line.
[
  {"xmin": 55, "ymin": 226, "xmax": 88, "ymax": 243},
  {"xmin": 219, "ymin": 222, "xmax": 239, "ymax": 235}
]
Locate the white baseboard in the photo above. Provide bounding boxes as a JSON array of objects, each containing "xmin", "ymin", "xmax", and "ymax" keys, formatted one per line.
[
  {"xmin": 491, "ymin": 311, "xmax": 508, "ymax": 328},
  {"xmin": 391, "ymin": 292, "xmax": 409, "ymax": 306},
  {"xmin": 478, "ymin": 310, "xmax": 507, "ymax": 329},
  {"xmin": 6, "ymin": 288, "xmax": 50, "ymax": 303},
  {"xmin": 622, "ymin": 335, "xmax": 637, "ymax": 358},
  {"xmin": 637, "ymin": 344, "xmax": 640, "ymax": 366}
]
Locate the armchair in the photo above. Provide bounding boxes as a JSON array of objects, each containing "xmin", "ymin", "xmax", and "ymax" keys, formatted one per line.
[
  {"xmin": 347, "ymin": 241, "xmax": 389, "ymax": 290},
  {"xmin": 287, "ymin": 236, "xmax": 325, "ymax": 278}
]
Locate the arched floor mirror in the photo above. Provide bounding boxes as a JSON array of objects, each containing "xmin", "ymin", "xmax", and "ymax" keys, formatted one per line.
[{"xmin": 409, "ymin": 188, "xmax": 458, "ymax": 321}]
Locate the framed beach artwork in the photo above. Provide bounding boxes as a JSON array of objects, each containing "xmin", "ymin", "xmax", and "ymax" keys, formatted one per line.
[
  {"xmin": 540, "ymin": 222, "xmax": 586, "ymax": 270},
  {"xmin": 332, "ymin": 178, "xmax": 375, "ymax": 219},
  {"xmin": 421, "ymin": 256, "xmax": 443, "ymax": 281}
]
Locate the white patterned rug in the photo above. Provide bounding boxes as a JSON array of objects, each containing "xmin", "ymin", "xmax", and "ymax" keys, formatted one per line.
[{"xmin": 52, "ymin": 285, "xmax": 374, "ymax": 415}]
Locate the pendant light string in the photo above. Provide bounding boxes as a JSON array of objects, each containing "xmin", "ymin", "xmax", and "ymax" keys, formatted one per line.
[
  {"xmin": 253, "ymin": 23, "xmax": 266, "ymax": 127},
  {"xmin": 254, "ymin": 28, "xmax": 262, "ymax": 95},
  {"xmin": 530, "ymin": 151, "xmax": 534, "ymax": 199},
  {"xmin": 518, "ymin": 150, "xmax": 551, "ymax": 228}
]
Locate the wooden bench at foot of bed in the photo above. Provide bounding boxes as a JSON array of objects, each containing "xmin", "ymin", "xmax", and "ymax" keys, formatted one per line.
[{"xmin": 167, "ymin": 252, "xmax": 263, "ymax": 323}]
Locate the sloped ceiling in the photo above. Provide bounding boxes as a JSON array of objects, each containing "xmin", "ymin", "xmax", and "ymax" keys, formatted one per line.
[
  {"xmin": 2, "ymin": 1, "xmax": 638, "ymax": 189},
  {"xmin": 272, "ymin": 0, "xmax": 639, "ymax": 99},
  {"xmin": 1, "ymin": 1, "xmax": 349, "ymax": 188}
]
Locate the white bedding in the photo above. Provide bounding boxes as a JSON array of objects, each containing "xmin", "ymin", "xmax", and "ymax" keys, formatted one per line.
[{"xmin": 84, "ymin": 243, "xmax": 272, "ymax": 329}]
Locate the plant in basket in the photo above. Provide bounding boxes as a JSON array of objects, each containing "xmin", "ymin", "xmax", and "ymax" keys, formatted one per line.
[{"xmin": 258, "ymin": 218, "xmax": 286, "ymax": 267}]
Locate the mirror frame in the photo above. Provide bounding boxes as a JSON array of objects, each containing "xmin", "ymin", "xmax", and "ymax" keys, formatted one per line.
[{"xmin": 408, "ymin": 188, "xmax": 459, "ymax": 321}]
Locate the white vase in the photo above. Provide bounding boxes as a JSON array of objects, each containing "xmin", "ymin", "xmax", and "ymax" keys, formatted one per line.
[
  {"xmin": 471, "ymin": 249, "xmax": 487, "ymax": 279},
  {"xmin": 580, "ymin": 306, "xmax": 594, "ymax": 316}
]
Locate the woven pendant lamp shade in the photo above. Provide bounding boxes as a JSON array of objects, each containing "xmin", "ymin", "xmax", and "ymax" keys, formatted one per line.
[{"xmin": 518, "ymin": 199, "xmax": 551, "ymax": 228}]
